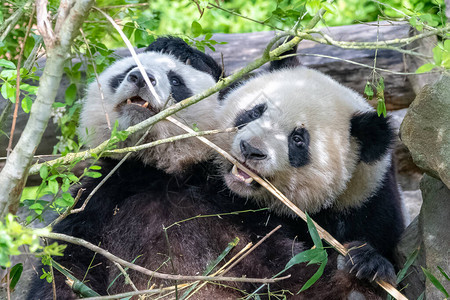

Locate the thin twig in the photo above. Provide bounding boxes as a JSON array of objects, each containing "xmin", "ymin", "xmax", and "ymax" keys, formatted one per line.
[
  {"xmin": 222, "ymin": 225, "xmax": 281, "ymax": 275},
  {"xmin": 48, "ymin": 187, "xmax": 85, "ymax": 228},
  {"xmin": 37, "ymin": 232, "xmax": 290, "ymax": 284},
  {"xmin": 6, "ymin": 4, "xmax": 35, "ymax": 156},
  {"xmin": 302, "ymin": 23, "xmax": 450, "ymax": 58},
  {"xmin": 283, "ymin": 53, "xmax": 436, "ymax": 75},
  {"xmin": 207, "ymin": 2, "xmax": 282, "ymax": 31},
  {"xmin": 104, "ymin": 127, "xmax": 236, "ymax": 155}
]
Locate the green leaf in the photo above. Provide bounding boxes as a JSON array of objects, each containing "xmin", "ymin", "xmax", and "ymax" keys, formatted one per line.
[
  {"xmin": 306, "ymin": 250, "xmax": 327, "ymax": 265},
  {"xmin": 85, "ymin": 171, "xmax": 102, "ymax": 178},
  {"xmin": 40, "ymin": 165, "xmax": 49, "ymax": 180},
  {"xmin": 48, "ymin": 179, "xmax": 59, "ymax": 195},
  {"xmin": 21, "ymin": 96, "xmax": 33, "ymax": 113},
  {"xmin": 0, "ymin": 59, "xmax": 16, "ymax": 69},
  {"xmin": 122, "ymin": 22, "xmax": 136, "ymax": 39},
  {"xmin": 298, "ymin": 259, "xmax": 327, "ymax": 293},
  {"xmin": 433, "ymin": 46, "xmax": 443, "ymax": 65},
  {"xmin": 29, "ymin": 203, "xmax": 44, "ymax": 214},
  {"xmin": 376, "ymin": 76, "xmax": 384, "ymax": 91},
  {"xmin": 306, "ymin": 213, "xmax": 322, "ymax": 248},
  {"xmin": 65, "ymin": 83, "xmax": 77, "ymax": 106},
  {"xmin": 322, "ymin": 2, "xmax": 336, "ymax": 14},
  {"xmin": 9, "ymin": 263, "xmax": 23, "ymax": 290},
  {"xmin": 437, "ymin": 266, "xmax": 450, "ymax": 281},
  {"xmin": 422, "ymin": 267, "xmax": 449, "ymax": 297},
  {"xmin": 1, "ymin": 81, "xmax": 16, "ymax": 102},
  {"xmin": 416, "ymin": 63, "xmax": 436, "ymax": 74},
  {"xmin": 364, "ymin": 82, "xmax": 374, "ymax": 99},
  {"xmin": 20, "ymin": 83, "xmax": 38, "ymax": 94},
  {"xmin": 89, "ymin": 165, "xmax": 102, "ymax": 170},
  {"xmin": 68, "ymin": 174, "xmax": 79, "ymax": 183},
  {"xmin": 285, "ymin": 248, "xmax": 321, "ymax": 270},
  {"xmin": 191, "ymin": 21, "xmax": 203, "ymax": 38},
  {"xmin": 55, "ymin": 193, "xmax": 74, "ymax": 207},
  {"xmin": 377, "ymin": 99, "xmax": 386, "ymax": 117},
  {"xmin": 396, "ymin": 248, "xmax": 419, "ymax": 283}
]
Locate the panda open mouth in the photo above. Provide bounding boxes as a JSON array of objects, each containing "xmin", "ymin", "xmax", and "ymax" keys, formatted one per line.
[
  {"xmin": 231, "ymin": 164, "xmax": 255, "ymax": 184},
  {"xmin": 124, "ymin": 96, "xmax": 151, "ymax": 109}
]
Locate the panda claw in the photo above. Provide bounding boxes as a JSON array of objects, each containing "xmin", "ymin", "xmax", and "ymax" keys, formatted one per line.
[{"xmin": 127, "ymin": 99, "xmax": 132, "ymax": 104}]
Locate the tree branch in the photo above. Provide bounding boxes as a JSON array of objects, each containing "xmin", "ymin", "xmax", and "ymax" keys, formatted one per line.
[
  {"xmin": 0, "ymin": 0, "xmax": 95, "ymax": 219},
  {"xmin": 0, "ymin": 0, "xmax": 33, "ymax": 42}
]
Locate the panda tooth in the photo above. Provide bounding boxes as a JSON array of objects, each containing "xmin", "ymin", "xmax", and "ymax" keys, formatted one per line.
[
  {"xmin": 142, "ymin": 102, "xmax": 149, "ymax": 108},
  {"xmin": 244, "ymin": 177, "xmax": 254, "ymax": 184},
  {"xmin": 232, "ymin": 164, "xmax": 238, "ymax": 176},
  {"xmin": 127, "ymin": 99, "xmax": 132, "ymax": 104}
]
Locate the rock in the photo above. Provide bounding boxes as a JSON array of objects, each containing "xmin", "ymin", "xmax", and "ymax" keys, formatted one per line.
[
  {"xmin": 400, "ymin": 75, "xmax": 450, "ymax": 189},
  {"xmin": 401, "ymin": 190, "xmax": 423, "ymax": 226},
  {"xmin": 419, "ymin": 174, "xmax": 450, "ymax": 299},
  {"xmin": 389, "ymin": 109, "xmax": 424, "ymax": 191},
  {"xmin": 395, "ymin": 216, "xmax": 425, "ymax": 300},
  {"xmin": 396, "ymin": 175, "xmax": 450, "ymax": 299}
]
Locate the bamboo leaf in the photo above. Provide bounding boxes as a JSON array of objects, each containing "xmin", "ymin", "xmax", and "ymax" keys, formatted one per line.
[{"xmin": 422, "ymin": 267, "xmax": 449, "ymax": 297}]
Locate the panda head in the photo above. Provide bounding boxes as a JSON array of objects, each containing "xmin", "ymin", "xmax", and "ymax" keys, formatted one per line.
[
  {"xmin": 78, "ymin": 37, "xmax": 222, "ymax": 173},
  {"xmin": 215, "ymin": 67, "xmax": 394, "ymax": 215}
]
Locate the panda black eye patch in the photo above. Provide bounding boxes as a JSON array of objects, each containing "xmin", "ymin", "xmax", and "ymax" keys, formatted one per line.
[
  {"xmin": 109, "ymin": 65, "xmax": 137, "ymax": 92},
  {"xmin": 168, "ymin": 70, "xmax": 192, "ymax": 102},
  {"xmin": 288, "ymin": 127, "xmax": 310, "ymax": 167},
  {"xmin": 234, "ymin": 103, "xmax": 267, "ymax": 128}
]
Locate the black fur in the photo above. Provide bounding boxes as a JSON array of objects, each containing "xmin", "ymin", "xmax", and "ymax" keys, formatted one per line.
[
  {"xmin": 305, "ymin": 161, "xmax": 404, "ymax": 284},
  {"xmin": 145, "ymin": 36, "xmax": 223, "ymax": 81},
  {"xmin": 269, "ymin": 36, "xmax": 301, "ymax": 71},
  {"xmin": 27, "ymin": 159, "xmax": 382, "ymax": 299},
  {"xmin": 350, "ymin": 112, "xmax": 394, "ymax": 163},
  {"xmin": 109, "ymin": 65, "xmax": 136, "ymax": 92},
  {"xmin": 167, "ymin": 70, "xmax": 193, "ymax": 102},
  {"xmin": 234, "ymin": 103, "xmax": 267, "ymax": 128},
  {"xmin": 27, "ymin": 37, "xmax": 396, "ymax": 299},
  {"xmin": 288, "ymin": 127, "xmax": 311, "ymax": 167},
  {"xmin": 127, "ymin": 70, "xmax": 157, "ymax": 87}
]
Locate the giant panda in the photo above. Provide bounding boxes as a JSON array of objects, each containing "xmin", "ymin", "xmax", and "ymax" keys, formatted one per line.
[
  {"xmin": 28, "ymin": 37, "xmax": 386, "ymax": 299},
  {"xmin": 214, "ymin": 52, "xmax": 405, "ymax": 287}
]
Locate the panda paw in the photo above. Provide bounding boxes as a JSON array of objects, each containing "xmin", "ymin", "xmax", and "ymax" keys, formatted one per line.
[{"xmin": 344, "ymin": 241, "xmax": 396, "ymax": 285}]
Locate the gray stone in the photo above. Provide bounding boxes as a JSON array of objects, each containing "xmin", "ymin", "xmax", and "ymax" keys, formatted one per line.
[
  {"xmin": 401, "ymin": 189, "xmax": 423, "ymax": 226},
  {"xmin": 395, "ymin": 216, "xmax": 425, "ymax": 300},
  {"xmin": 400, "ymin": 75, "xmax": 450, "ymax": 189},
  {"xmin": 389, "ymin": 109, "xmax": 424, "ymax": 191},
  {"xmin": 419, "ymin": 174, "xmax": 450, "ymax": 299}
]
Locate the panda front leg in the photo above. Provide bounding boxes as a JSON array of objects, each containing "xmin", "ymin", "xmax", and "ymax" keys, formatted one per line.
[{"xmin": 344, "ymin": 241, "xmax": 396, "ymax": 284}]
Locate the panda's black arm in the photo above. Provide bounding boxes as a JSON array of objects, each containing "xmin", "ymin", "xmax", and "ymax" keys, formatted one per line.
[{"xmin": 312, "ymin": 166, "xmax": 404, "ymax": 283}]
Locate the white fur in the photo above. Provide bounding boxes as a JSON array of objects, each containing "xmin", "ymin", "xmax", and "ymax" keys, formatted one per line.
[
  {"xmin": 215, "ymin": 67, "xmax": 391, "ymax": 215},
  {"xmin": 78, "ymin": 51, "xmax": 219, "ymax": 173}
]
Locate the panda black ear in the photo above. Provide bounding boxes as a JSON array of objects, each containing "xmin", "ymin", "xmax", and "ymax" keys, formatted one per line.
[
  {"xmin": 350, "ymin": 111, "xmax": 394, "ymax": 163},
  {"xmin": 145, "ymin": 36, "xmax": 223, "ymax": 82},
  {"xmin": 269, "ymin": 36, "xmax": 301, "ymax": 71}
]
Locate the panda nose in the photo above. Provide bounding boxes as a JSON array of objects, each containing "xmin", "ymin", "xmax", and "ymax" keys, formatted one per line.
[
  {"xmin": 240, "ymin": 140, "xmax": 267, "ymax": 160},
  {"xmin": 127, "ymin": 70, "xmax": 157, "ymax": 87}
]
